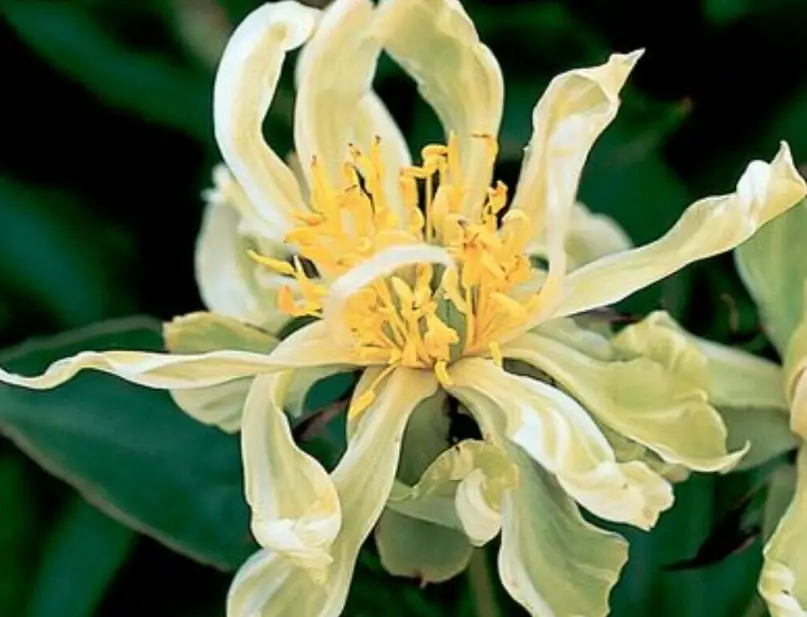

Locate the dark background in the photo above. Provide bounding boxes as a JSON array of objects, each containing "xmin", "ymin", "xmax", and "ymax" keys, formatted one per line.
[{"xmin": 0, "ymin": 0, "xmax": 804, "ymax": 615}]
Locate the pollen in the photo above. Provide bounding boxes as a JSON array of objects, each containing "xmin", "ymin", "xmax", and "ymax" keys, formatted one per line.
[{"xmin": 250, "ymin": 133, "xmax": 546, "ymax": 388}]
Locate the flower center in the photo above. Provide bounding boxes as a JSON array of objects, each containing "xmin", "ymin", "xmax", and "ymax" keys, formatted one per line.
[{"xmin": 251, "ymin": 135, "xmax": 544, "ymax": 410}]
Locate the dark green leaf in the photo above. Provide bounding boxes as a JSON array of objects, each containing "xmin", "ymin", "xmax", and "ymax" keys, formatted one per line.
[
  {"xmin": 23, "ymin": 496, "xmax": 135, "ymax": 617},
  {"xmin": 0, "ymin": 317, "xmax": 254, "ymax": 570}
]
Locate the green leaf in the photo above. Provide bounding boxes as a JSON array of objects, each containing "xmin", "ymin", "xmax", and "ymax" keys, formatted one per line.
[
  {"xmin": 23, "ymin": 496, "xmax": 135, "ymax": 617},
  {"xmin": 0, "ymin": 317, "xmax": 255, "ymax": 570},
  {"xmin": 1, "ymin": 1, "xmax": 211, "ymax": 142}
]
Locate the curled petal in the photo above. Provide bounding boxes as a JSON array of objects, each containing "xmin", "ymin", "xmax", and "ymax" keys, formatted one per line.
[
  {"xmin": 449, "ymin": 358, "xmax": 673, "ymax": 530},
  {"xmin": 213, "ymin": 1, "xmax": 317, "ymax": 240},
  {"xmin": 760, "ymin": 448, "xmax": 807, "ymax": 617},
  {"xmin": 511, "ymin": 51, "xmax": 642, "ymax": 314},
  {"xmin": 538, "ymin": 142, "xmax": 807, "ymax": 323},
  {"xmin": 565, "ymin": 202, "xmax": 633, "ymax": 269},
  {"xmin": 498, "ymin": 446, "xmax": 629, "ymax": 617},
  {"xmin": 504, "ymin": 328, "xmax": 745, "ymax": 473},
  {"xmin": 376, "ymin": 0, "xmax": 504, "ymax": 218}
]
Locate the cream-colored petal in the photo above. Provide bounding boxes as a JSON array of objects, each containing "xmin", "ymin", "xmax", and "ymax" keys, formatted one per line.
[
  {"xmin": 614, "ymin": 311, "xmax": 787, "ymax": 410},
  {"xmin": 294, "ymin": 0, "xmax": 380, "ymax": 185},
  {"xmin": 735, "ymin": 198, "xmax": 807, "ymax": 355},
  {"xmin": 164, "ymin": 311, "xmax": 277, "ymax": 355},
  {"xmin": 510, "ymin": 51, "xmax": 642, "ymax": 315},
  {"xmin": 543, "ymin": 143, "xmax": 807, "ymax": 322},
  {"xmin": 352, "ymin": 91, "xmax": 412, "ymax": 220},
  {"xmin": 230, "ymin": 366, "xmax": 438, "ymax": 617},
  {"xmin": 504, "ymin": 330, "xmax": 743, "ymax": 473},
  {"xmin": 213, "ymin": 2, "xmax": 316, "ymax": 241},
  {"xmin": 785, "ymin": 309, "xmax": 807, "ymax": 441},
  {"xmin": 565, "ymin": 202, "xmax": 633, "ymax": 270},
  {"xmin": 196, "ymin": 170, "xmax": 291, "ymax": 333},
  {"xmin": 241, "ymin": 373, "xmax": 340, "ymax": 566},
  {"xmin": 450, "ymin": 358, "xmax": 673, "ymax": 530},
  {"xmin": 376, "ymin": 0, "xmax": 504, "ymax": 218},
  {"xmin": 375, "ymin": 509, "xmax": 472, "ymax": 583},
  {"xmin": 0, "ymin": 319, "xmax": 352, "ymax": 392},
  {"xmin": 760, "ymin": 447, "xmax": 807, "ymax": 617},
  {"xmin": 497, "ymin": 446, "xmax": 629, "ymax": 617}
]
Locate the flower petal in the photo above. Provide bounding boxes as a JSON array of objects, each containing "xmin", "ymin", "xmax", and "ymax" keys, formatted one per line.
[
  {"xmin": 510, "ymin": 51, "xmax": 641, "ymax": 313},
  {"xmin": 498, "ymin": 446, "xmax": 628, "ymax": 617},
  {"xmin": 375, "ymin": 509, "xmax": 472, "ymax": 583},
  {"xmin": 565, "ymin": 202, "xmax": 633, "ymax": 270},
  {"xmin": 785, "ymin": 308, "xmax": 807, "ymax": 441},
  {"xmin": 230, "ymin": 366, "xmax": 438, "ymax": 617},
  {"xmin": 241, "ymin": 373, "xmax": 340, "ymax": 566},
  {"xmin": 0, "ymin": 319, "xmax": 352, "ymax": 392},
  {"xmin": 196, "ymin": 167, "xmax": 291, "ymax": 333},
  {"xmin": 760, "ymin": 447, "xmax": 807, "ymax": 617},
  {"xmin": 736, "ymin": 198, "xmax": 807, "ymax": 355},
  {"xmin": 293, "ymin": 0, "xmax": 380, "ymax": 185},
  {"xmin": 213, "ymin": 2, "xmax": 317, "ymax": 241},
  {"xmin": 545, "ymin": 142, "xmax": 807, "ymax": 321},
  {"xmin": 449, "ymin": 358, "xmax": 673, "ymax": 530},
  {"xmin": 376, "ymin": 0, "xmax": 504, "ymax": 218},
  {"xmin": 503, "ymin": 328, "xmax": 743, "ymax": 473},
  {"xmin": 614, "ymin": 311, "xmax": 787, "ymax": 410}
]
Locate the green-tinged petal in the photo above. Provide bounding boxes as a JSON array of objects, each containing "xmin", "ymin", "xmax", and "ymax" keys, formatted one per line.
[
  {"xmin": 294, "ymin": 0, "xmax": 379, "ymax": 185},
  {"xmin": 736, "ymin": 198, "xmax": 807, "ymax": 354},
  {"xmin": 764, "ymin": 462, "xmax": 798, "ymax": 543},
  {"xmin": 0, "ymin": 319, "xmax": 353, "ymax": 392},
  {"xmin": 510, "ymin": 51, "xmax": 641, "ymax": 315},
  {"xmin": 785, "ymin": 312, "xmax": 807, "ymax": 441},
  {"xmin": 543, "ymin": 143, "xmax": 807, "ymax": 321},
  {"xmin": 498, "ymin": 446, "xmax": 628, "ymax": 617},
  {"xmin": 230, "ymin": 367, "xmax": 438, "ymax": 617},
  {"xmin": 614, "ymin": 311, "xmax": 787, "ymax": 410},
  {"xmin": 531, "ymin": 316, "xmax": 615, "ymax": 362},
  {"xmin": 213, "ymin": 1, "xmax": 316, "ymax": 241},
  {"xmin": 449, "ymin": 358, "xmax": 673, "ymax": 530},
  {"xmin": 396, "ymin": 389, "xmax": 450, "ymax": 485},
  {"xmin": 164, "ymin": 312, "xmax": 277, "ymax": 355},
  {"xmin": 565, "ymin": 202, "xmax": 633, "ymax": 270},
  {"xmin": 196, "ymin": 167, "xmax": 291, "ymax": 333},
  {"xmin": 503, "ymin": 329, "xmax": 744, "ymax": 473},
  {"xmin": 760, "ymin": 448, "xmax": 807, "ymax": 617},
  {"xmin": 375, "ymin": 509, "xmax": 472, "ymax": 583},
  {"xmin": 376, "ymin": 0, "xmax": 504, "ymax": 218},
  {"xmin": 241, "ymin": 373, "xmax": 340, "ymax": 565},
  {"xmin": 719, "ymin": 406, "xmax": 799, "ymax": 471}
]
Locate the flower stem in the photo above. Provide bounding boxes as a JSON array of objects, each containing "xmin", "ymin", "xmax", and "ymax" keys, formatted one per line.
[{"xmin": 467, "ymin": 548, "xmax": 500, "ymax": 617}]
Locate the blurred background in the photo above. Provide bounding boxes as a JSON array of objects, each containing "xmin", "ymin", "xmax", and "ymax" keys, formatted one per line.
[{"xmin": 1, "ymin": 0, "xmax": 806, "ymax": 615}]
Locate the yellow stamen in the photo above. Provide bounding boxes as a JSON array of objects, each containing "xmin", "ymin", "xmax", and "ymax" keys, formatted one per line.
[{"xmin": 348, "ymin": 364, "xmax": 399, "ymax": 420}]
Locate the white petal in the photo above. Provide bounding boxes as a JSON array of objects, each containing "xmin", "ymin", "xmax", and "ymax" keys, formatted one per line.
[
  {"xmin": 376, "ymin": 0, "xmax": 504, "ymax": 218},
  {"xmin": 456, "ymin": 468, "xmax": 502, "ymax": 546},
  {"xmin": 503, "ymin": 329, "xmax": 745, "ymax": 473},
  {"xmin": 213, "ymin": 2, "xmax": 317, "ymax": 241},
  {"xmin": 449, "ymin": 358, "xmax": 673, "ymax": 530},
  {"xmin": 196, "ymin": 169, "xmax": 290, "ymax": 333},
  {"xmin": 294, "ymin": 0, "xmax": 380, "ymax": 186},
  {"xmin": 510, "ymin": 51, "xmax": 642, "ymax": 313},
  {"xmin": 542, "ymin": 142, "xmax": 807, "ymax": 322},
  {"xmin": 565, "ymin": 202, "xmax": 633, "ymax": 270},
  {"xmin": 760, "ymin": 448, "xmax": 807, "ymax": 617},
  {"xmin": 241, "ymin": 373, "xmax": 340, "ymax": 567},
  {"xmin": 497, "ymin": 447, "xmax": 629, "ymax": 617}
]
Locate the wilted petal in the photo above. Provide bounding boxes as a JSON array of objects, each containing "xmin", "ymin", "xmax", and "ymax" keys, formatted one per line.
[
  {"xmin": 294, "ymin": 0, "xmax": 380, "ymax": 185},
  {"xmin": 510, "ymin": 51, "xmax": 641, "ymax": 314},
  {"xmin": 213, "ymin": 2, "xmax": 317, "ymax": 240},
  {"xmin": 498, "ymin": 446, "xmax": 628, "ymax": 617},
  {"xmin": 375, "ymin": 509, "xmax": 472, "ymax": 584},
  {"xmin": 736, "ymin": 198, "xmax": 807, "ymax": 355},
  {"xmin": 760, "ymin": 448, "xmax": 807, "ymax": 617},
  {"xmin": 544, "ymin": 143, "xmax": 807, "ymax": 321},
  {"xmin": 376, "ymin": 0, "xmax": 504, "ymax": 218},
  {"xmin": 450, "ymin": 358, "xmax": 673, "ymax": 530},
  {"xmin": 504, "ymin": 328, "xmax": 744, "ymax": 473}
]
